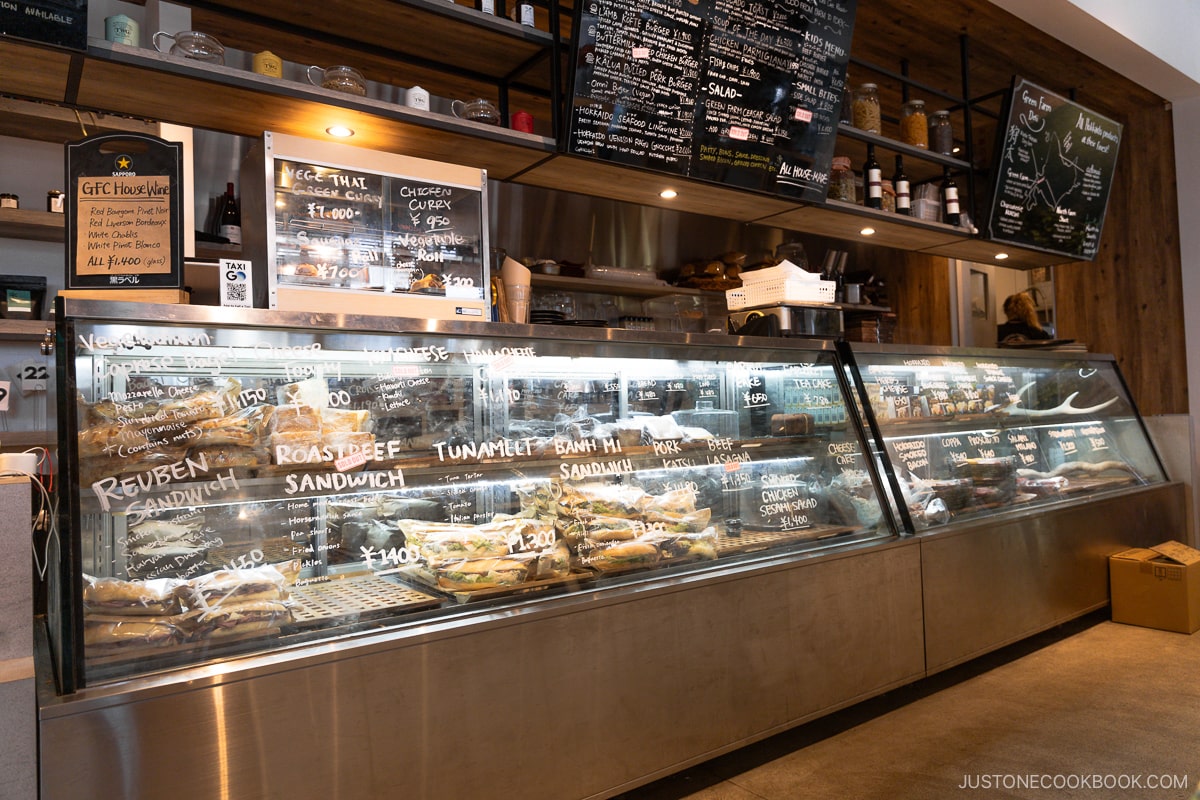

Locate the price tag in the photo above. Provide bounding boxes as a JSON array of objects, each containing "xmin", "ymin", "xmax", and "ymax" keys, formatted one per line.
[
  {"xmin": 219, "ymin": 258, "xmax": 254, "ymax": 308},
  {"xmin": 16, "ymin": 361, "xmax": 49, "ymax": 394},
  {"xmin": 0, "ymin": 380, "xmax": 9, "ymax": 411}
]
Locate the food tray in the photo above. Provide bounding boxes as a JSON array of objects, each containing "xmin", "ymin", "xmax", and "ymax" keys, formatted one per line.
[
  {"xmin": 206, "ymin": 537, "xmax": 303, "ymax": 568},
  {"xmin": 717, "ymin": 525, "xmax": 854, "ymax": 556},
  {"xmin": 726, "ymin": 278, "xmax": 836, "ymax": 309},
  {"xmin": 288, "ymin": 573, "xmax": 442, "ymax": 623},
  {"xmin": 399, "ymin": 565, "xmax": 594, "ymax": 604}
]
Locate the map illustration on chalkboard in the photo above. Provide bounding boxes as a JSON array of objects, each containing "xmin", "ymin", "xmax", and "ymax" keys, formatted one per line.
[{"xmin": 987, "ymin": 77, "xmax": 1121, "ymax": 261}]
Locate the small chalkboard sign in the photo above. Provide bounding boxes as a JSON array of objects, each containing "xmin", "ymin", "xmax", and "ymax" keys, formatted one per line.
[
  {"xmin": 987, "ymin": 77, "xmax": 1122, "ymax": 261},
  {"xmin": 65, "ymin": 133, "xmax": 183, "ymax": 291},
  {"xmin": 0, "ymin": 0, "xmax": 86, "ymax": 50},
  {"xmin": 566, "ymin": 0, "xmax": 856, "ymax": 202},
  {"xmin": 249, "ymin": 133, "xmax": 490, "ymax": 318}
]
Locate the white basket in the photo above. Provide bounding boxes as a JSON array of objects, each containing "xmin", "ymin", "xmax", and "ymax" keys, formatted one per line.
[{"xmin": 726, "ymin": 277, "xmax": 836, "ymax": 310}]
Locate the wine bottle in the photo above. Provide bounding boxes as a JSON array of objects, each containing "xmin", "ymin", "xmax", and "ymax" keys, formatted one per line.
[
  {"xmin": 218, "ymin": 182, "xmax": 241, "ymax": 246},
  {"xmin": 941, "ymin": 166, "xmax": 961, "ymax": 227},
  {"xmin": 892, "ymin": 155, "xmax": 911, "ymax": 216},
  {"xmin": 863, "ymin": 144, "xmax": 882, "ymax": 209},
  {"xmin": 511, "ymin": 0, "xmax": 534, "ymax": 25},
  {"xmin": 475, "ymin": 0, "xmax": 495, "ymax": 14}
]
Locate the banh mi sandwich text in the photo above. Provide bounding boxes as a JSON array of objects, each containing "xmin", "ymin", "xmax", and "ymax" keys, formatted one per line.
[{"xmin": 83, "ymin": 575, "xmax": 183, "ymax": 616}]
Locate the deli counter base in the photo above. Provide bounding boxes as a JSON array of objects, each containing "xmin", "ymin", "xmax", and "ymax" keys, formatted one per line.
[
  {"xmin": 921, "ymin": 482, "xmax": 1184, "ymax": 674},
  {"xmin": 38, "ymin": 538, "xmax": 926, "ymax": 800}
]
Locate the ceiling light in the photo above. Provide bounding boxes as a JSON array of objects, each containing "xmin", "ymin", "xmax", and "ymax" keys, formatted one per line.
[
  {"xmin": 860, "ymin": 227, "xmax": 875, "ymax": 236},
  {"xmin": 659, "ymin": 189, "xmax": 677, "ymax": 199},
  {"xmin": 995, "ymin": 252, "xmax": 1009, "ymax": 260},
  {"xmin": 326, "ymin": 125, "xmax": 354, "ymax": 138}
]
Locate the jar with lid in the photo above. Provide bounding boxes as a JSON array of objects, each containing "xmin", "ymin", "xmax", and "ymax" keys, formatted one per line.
[
  {"xmin": 929, "ymin": 110, "xmax": 954, "ymax": 155},
  {"xmin": 900, "ymin": 99, "xmax": 928, "ymax": 148},
  {"xmin": 881, "ymin": 179, "xmax": 896, "ymax": 213},
  {"xmin": 0, "ymin": 193, "xmax": 18, "ymax": 209},
  {"xmin": 851, "ymin": 83, "xmax": 881, "ymax": 134},
  {"xmin": 827, "ymin": 156, "xmax": 856, "ymax": 203}
]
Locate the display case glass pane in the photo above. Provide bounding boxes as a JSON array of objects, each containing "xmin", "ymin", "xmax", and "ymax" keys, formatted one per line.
[
  {"xmin": 57, "ymin": 309, "xmax": 896, "ymax": 686},
  {"xmin": 845, "ymin": 346, "xmax": 1167, "ymax": 531}
]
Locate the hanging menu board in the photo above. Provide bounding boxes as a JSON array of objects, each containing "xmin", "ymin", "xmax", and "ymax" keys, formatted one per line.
[
  {"xmin": 987, "ymin": 77, "xmax": 1122, "ymax": 261},
  {"xmin": 567, "ymin": 0, "xmax": 856, "ymax": 202}
]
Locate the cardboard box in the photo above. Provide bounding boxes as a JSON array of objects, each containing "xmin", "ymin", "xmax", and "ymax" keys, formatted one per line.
[{"xmin": 1110, "ymin": 541, "xmax": 1200, "ymax": 633}]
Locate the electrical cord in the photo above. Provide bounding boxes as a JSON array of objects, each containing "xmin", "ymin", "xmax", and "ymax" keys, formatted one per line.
[{"xmin": 1, "ymin": 447, "xmax": 60, "ymax": 581}]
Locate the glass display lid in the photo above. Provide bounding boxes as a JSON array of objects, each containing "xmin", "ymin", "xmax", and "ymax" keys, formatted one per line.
[
  {"xmin": 52, "ymin": 301, "xmax": 896, "ymax": 690},
  {"xmin": 841, "ymin": 344, "xmax": 1168, "ymax": 532}
]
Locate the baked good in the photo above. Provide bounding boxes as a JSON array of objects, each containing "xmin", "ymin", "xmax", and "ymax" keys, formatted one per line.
[
  {"xmin": 558, "ymin": 483, "xmax": 649, "ymax": 518},
  {"xmin": 277, "ymin": 378, "xmax": 328, "ymax": 409},
  {"xmin": 583, "ymin": 540, "xmax": 659, "ymax": 571},
  {"xmin": 185, "ymin": 600, "xmax": 293, "ymax": 640},
  {"xmin": 271, "ymin": 404, "xmax": 322, "ymax": 433},
  {"xmin": 436, "ymin": 557, "xmax": 529, "ymax": 591},
  {"xmin": 770, "ymin": 413, "xmax": 814, "ymax": 436},
  {"xmin": 400, "ymin": 520, "xmax": 514, "ymax": 566},
  {"xmin": 84, "ymin": 615, "xmax": 185, "ymax": 650},
  {"xmin": 83, "ymin": 576, "xmax": 183, "ymax": 616},
  {"xmin": 321, "ymin": 431, "xmax": 376, "ymax": 460},
  {"xmin": 190, "ymin": 405, "xmax": 273, "ymax": 448},
  {"xmin": 320, "ymin": 408, "xmax": 370, "ymax": 433},
  {"xmin": 179, "ymin": 565, "xmax": 288, "ymax": 609}
]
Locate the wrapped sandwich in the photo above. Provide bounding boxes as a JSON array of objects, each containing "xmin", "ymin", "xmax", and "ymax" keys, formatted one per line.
[
  {"xmin": 85, "ymin": 614, "xmax": 187, "ymax": 651},
  {"xmin": 83, "ymin": 575, "xmax": 183, "ymax": 616},
  {"xmin": 435, "ymin": 556, "xmax": 530, "ymax": 591},
  {"xmin": 185, "ymin": 599, "xmax": 293, "ymax": 640},
  {"xmin": 178, "ymin": 564, "xmax": 289, "ymax": 610}
]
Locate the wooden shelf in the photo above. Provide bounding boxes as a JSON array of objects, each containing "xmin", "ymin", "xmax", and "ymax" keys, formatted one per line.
[
  {"xmin": 0, "ymin": 431, "xmax": 55, "ymax": 449},
  {"xmin": 530, "ymin": 273, "xmax": 718, "ymax": 298},
  {"xmin": 0, "ymin": 30, "xmax": 1082, "ymax": 268},
  {"xmin": 0, "ymin": 208, "xmax": 64, "ymax": 242},
  {"xmin": 0, "ymin": 96, "xmax": 161, "ymax": 144},
  {"xmin": 0, "ymin": 320, "xmax": 53, "ymax": 341}
]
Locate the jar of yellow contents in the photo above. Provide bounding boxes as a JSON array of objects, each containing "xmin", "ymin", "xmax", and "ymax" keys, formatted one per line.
[{"xmin": 900, "ymin": 99, "xmax": 928, "ymax": 148}]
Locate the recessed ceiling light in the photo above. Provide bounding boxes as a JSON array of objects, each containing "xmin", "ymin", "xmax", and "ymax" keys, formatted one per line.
[
  {"xmin": 660, "ymin": 189, "xmax": 678, "ymax": 199},
  {"xmin": 860, "ymin": 227, "xmax": 875, "ymax": 236},
  {"xmin": 995, "ymin": 252, "xmax": 1009, "ymax": 260},
  {"xmin": 326, "ymin": 125, "xmax": 354, "ymax": 138}
]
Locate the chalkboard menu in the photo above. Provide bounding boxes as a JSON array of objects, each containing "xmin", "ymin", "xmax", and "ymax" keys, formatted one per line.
[
  {"xmin": 0, "ymin": 0, "xmax": 86, "ymax": 49},
  {"xmin": 987, "ymin": 77, "xmax": 1122, "ymax": 261},
  {"xmin": 273, "ymin": 159, "xmax": 486, "ymax": 298},
  {"xmin": 65, "ymin": 133, "xmax": 183, "ymax": 291},
  {"xmin": 567, "ymin": 0, "xmax": 856, "ymax": 202}
]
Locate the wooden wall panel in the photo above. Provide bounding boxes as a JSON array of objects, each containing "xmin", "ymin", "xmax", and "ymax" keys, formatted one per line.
[{"xmin": 1054, "ymin": 103, "xmax": 1186, "ymax": 416}]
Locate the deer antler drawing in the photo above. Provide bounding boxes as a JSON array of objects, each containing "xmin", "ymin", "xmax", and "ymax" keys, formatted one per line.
[{"xmin": 1001, "ymin": 381, "xmax": 1119, "ymax": 417}]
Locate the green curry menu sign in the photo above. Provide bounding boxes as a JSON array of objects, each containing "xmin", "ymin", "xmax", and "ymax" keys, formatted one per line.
[{"xmin": 987, "ymin": 78, "xmax": 1122, "ymax": 261}]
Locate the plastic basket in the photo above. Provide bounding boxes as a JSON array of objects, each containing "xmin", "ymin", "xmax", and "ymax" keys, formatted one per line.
[{"xmin": 726, "ymin": 277, "xmax": 836, "ymax": 310}]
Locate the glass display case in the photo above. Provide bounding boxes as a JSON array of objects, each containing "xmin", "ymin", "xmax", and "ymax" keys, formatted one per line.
[
  {"xmin": 51, "ymin": 300, "xmax": 896, "ymax": 691},
  {"xmin": 841, "ymin": 343, "xmax": 1168, "ymax": 532}
]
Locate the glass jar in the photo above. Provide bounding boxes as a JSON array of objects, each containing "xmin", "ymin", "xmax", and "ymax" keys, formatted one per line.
[
  {"xmin": 900, "ymin": 99, "xmax": 928, "ymax": 149},
  {"xmin": 851, "ymin": 83, "xmax": 881, "ymax": 134},
  {"xmin": 0, "ymin": 193, "xmax": 18, "ymax": 209},
  {"xmin": 828, "ymin": 156, "xmax": 856, "ymax": 203},
  {"xmin": 929, "ymin": 110, "xmax": 954, "ymax": 155},
  {"xmin": 881, "ymin": 179, "xmax": 896, "ymax": 213}
]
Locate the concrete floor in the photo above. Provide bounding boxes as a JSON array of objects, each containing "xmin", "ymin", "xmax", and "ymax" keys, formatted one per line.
[{"xmin": 615, "ymin": 613, "xmax": 1200, "ymax": 800}]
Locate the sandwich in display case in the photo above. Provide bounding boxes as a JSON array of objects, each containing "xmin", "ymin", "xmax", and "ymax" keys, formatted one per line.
[{"xmin": 49, "ymin": 300, "xmax": 897, "ymax": 691}]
